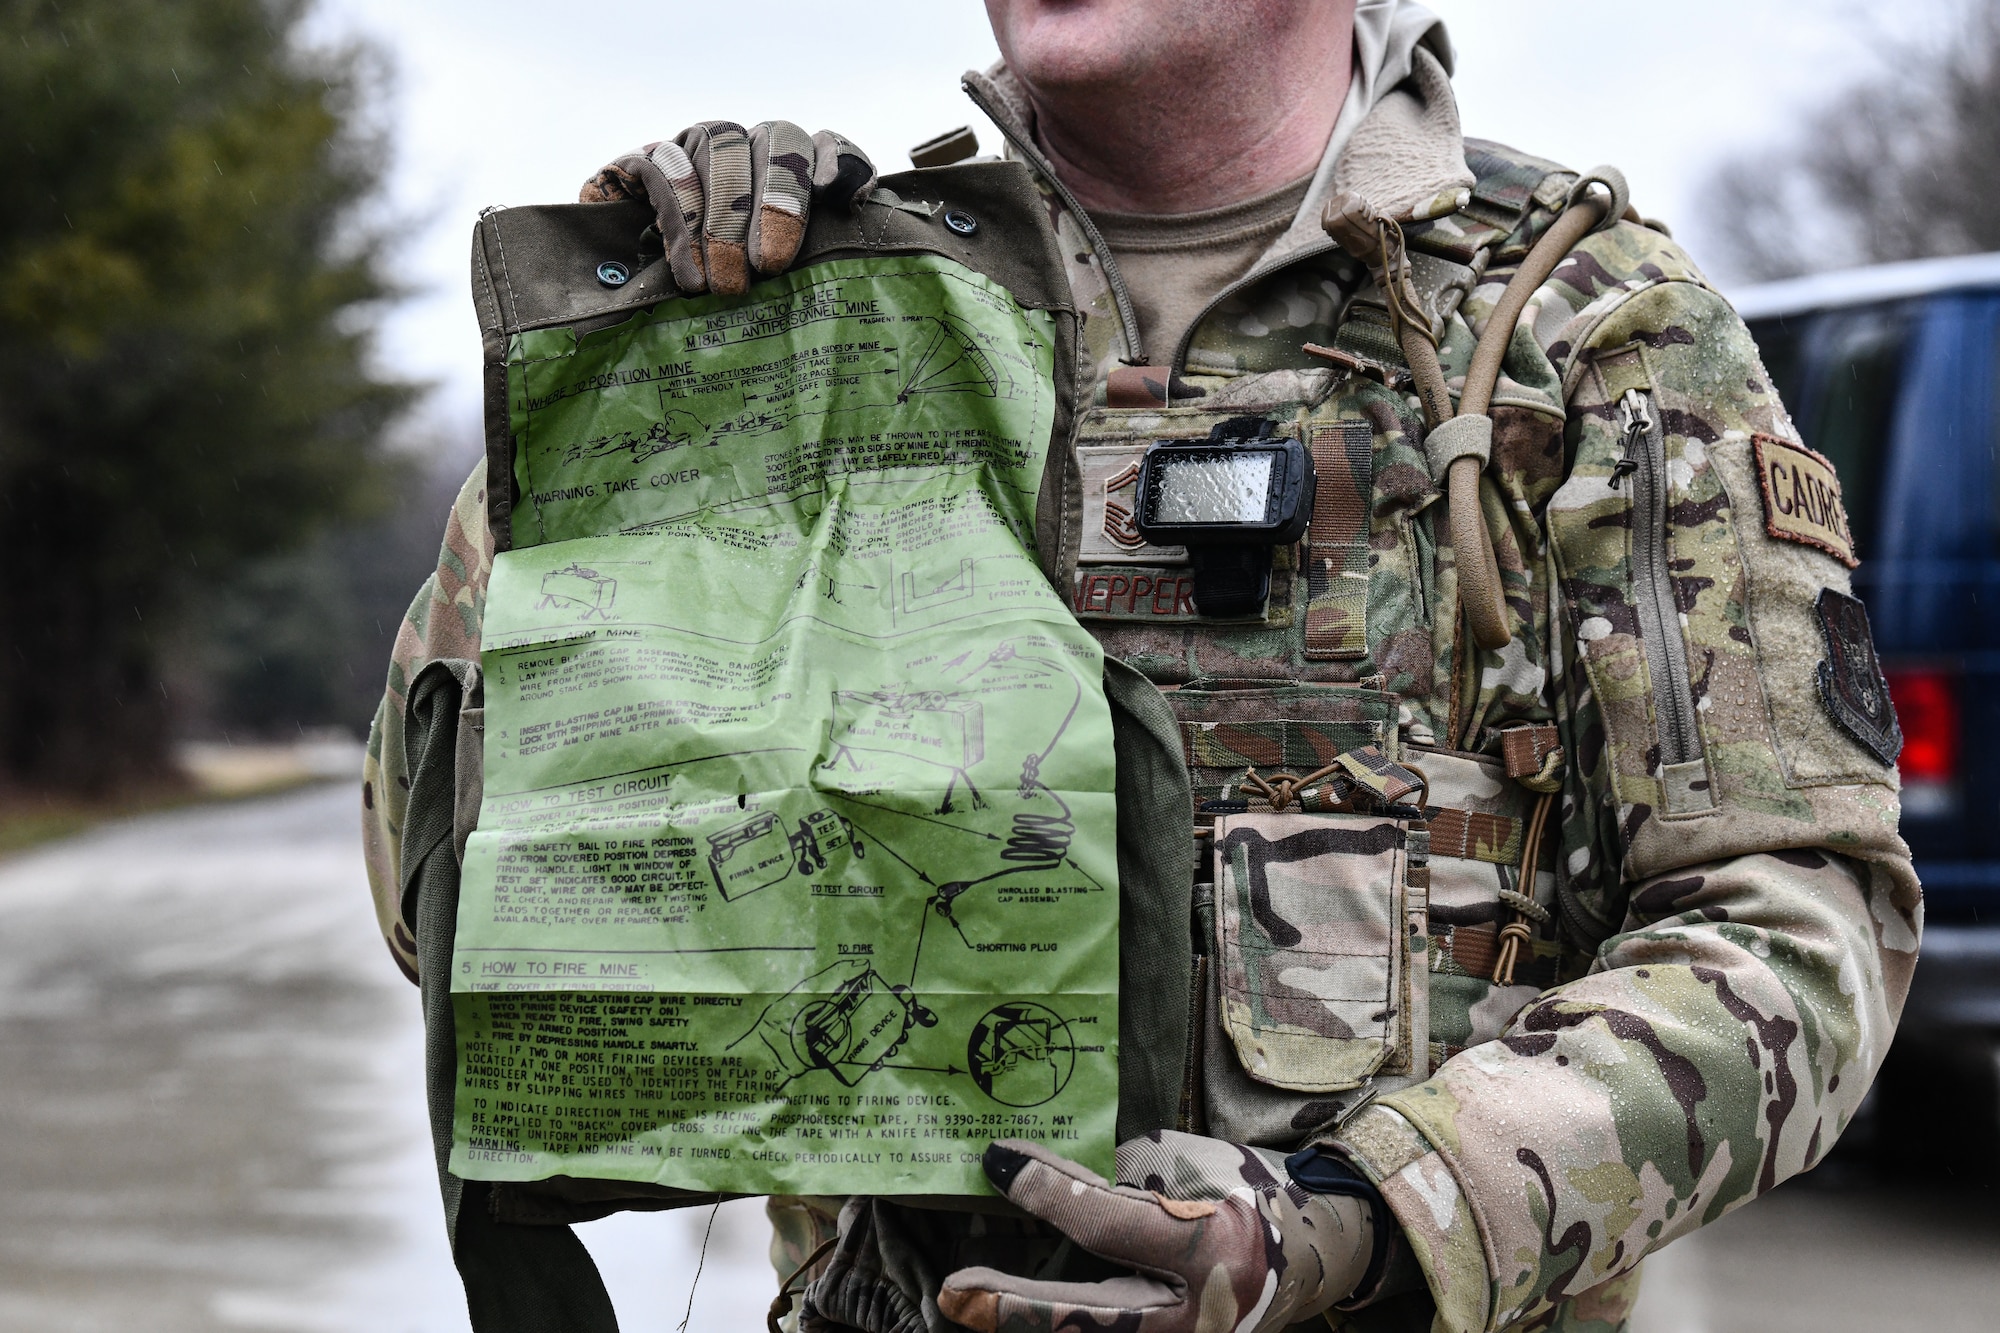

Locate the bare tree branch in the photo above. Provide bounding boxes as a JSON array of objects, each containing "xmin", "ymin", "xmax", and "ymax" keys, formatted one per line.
[{"xmin": 1703, "ymin": 1, "xmax": 2000, "ymax": 281}]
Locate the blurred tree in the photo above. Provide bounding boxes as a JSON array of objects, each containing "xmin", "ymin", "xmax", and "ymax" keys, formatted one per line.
[
  {"xmin": 0, "ymin": 0, "xmax": 411, "ymax": 793},
  {"xmin": 185, "ymin": 435, "xmax": 473, "ymax": 740},
  {"xmin": 1704, "ymin": 3, "xmax": 2000, "ymax": 282}
]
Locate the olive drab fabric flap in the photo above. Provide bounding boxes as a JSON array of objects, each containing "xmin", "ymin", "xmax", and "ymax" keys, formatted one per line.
[
  {"xmin": 1212, "ymin": 812, "xmax": 1413, "ymax": 1092},
  {"xmin": 448, "ymin": 164, "xmax": 1120, "ymax": 1198}
]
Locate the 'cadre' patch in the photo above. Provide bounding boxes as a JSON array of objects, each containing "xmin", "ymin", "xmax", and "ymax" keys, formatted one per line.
[
  {"xmin": 1754, "ymin": 433, "xmax": 1858, "ymax": 567},
  {"xmin": 1814, "ymin": 588, "xmax": 1902, "ymax": 766}
]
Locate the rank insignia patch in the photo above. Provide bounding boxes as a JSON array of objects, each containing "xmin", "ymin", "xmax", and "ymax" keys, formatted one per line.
[
  {"xmin": 1814, "ymin": 588, "xmax": 1902, "ymax": 765},
  {"xmin": 1754, "ymin": 433, "xmax": 1858, "ymax": 567},
  {"xmin": 1076, "ymin": 444, "xmax": 1188, "ymax": 566}
]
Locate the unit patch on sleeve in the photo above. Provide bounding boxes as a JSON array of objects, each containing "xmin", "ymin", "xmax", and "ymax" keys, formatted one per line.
[
  {"xmin": 1814, "ymin": 588, "xmax": 1902, "ymax": 766},
  {"xmin": 1754, "ymin": 433, "xmax": 1858, "ymax": 567}
]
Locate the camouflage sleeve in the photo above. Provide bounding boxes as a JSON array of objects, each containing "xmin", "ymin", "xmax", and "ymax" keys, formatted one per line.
[
  {"xmin": 1329, "ymin": 228, "xmax": 1922, "ymax": 1332},
  {"xmin": 361, "ymin": 464, "xmax": 495, "ymax": 984}
]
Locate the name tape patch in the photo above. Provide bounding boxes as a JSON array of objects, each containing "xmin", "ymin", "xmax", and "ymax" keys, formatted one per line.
[
  {"xmin": 1753, "ymin": 433, "xmax": 1857, "ymax": 567},
  {"xmin": 1073, "ymin": 565, "xmax": 1200, "ymax": 621}
]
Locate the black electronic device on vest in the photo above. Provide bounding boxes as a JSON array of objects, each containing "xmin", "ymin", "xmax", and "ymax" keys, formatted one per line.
[{"xmin": 1133, "ymin": 417, "xmax": 1316, "ymax": 619}]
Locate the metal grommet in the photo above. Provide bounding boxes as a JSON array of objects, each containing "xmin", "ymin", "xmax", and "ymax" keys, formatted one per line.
[
  {"xmin": 596, "ymin": 260, "xmax": 631, "ymax": 288},
  {"xmin": 943, "ymin": 210, "xmax": 978, "ymax": 237}
]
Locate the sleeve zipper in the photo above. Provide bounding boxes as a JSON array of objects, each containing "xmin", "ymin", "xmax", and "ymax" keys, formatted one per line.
[
  {"xmin": 1620, "ymin": 386, "xmax": 1704, "ymax": 769},
  {"xmin": 1609, "ymin": 388, "xmax": 1650, "ymax": 490}
]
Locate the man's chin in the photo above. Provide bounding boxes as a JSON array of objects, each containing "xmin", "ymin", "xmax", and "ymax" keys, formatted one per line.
[{"xmin": 986, "ymin": 0, "xmax": 1183, "ymax": 91}]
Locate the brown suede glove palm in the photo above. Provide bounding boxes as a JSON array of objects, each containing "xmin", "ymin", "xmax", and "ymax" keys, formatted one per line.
[
  {"xmin": 579, "ymin": 121, "xmax": 876, "ymax": 296},
  {"xmin": 938, "ymin": 1131, "xmax": 1374, "ymax": 1333}
]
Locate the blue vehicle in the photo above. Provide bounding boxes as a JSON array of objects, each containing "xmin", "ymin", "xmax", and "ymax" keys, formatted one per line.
[{"xmin": 1736, "ymin": 253, "xmax": 2000, "ymax": 1157}]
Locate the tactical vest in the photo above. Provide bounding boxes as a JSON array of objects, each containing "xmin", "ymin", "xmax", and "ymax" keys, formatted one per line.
[{"xmin": 1043, "ymin": 138, "xmax": 1589, "ymax": 1146}]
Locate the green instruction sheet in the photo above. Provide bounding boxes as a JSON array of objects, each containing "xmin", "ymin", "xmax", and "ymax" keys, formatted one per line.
[{"xmin": 450, "ymin": 255, "xmax": 1119, "ymax": 1196}]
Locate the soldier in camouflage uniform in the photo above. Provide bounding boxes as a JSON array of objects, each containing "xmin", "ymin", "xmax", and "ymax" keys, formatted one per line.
[{"xmin": 363, "ymin": 1, "xmax": 1920, "ymax": 1330}]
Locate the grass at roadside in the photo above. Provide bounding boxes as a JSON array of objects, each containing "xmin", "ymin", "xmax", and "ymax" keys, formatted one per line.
[
  {"xmin": 0, "ymin": 786, "xmax": 214, "ymax": 857},
  {"xmin": 0, "ymin": 737, "xmax": 361, "ymax": 858}
]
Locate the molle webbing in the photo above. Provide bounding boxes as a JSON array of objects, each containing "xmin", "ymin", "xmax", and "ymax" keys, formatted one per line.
[
  {"xmin": 1181, "ymin": 719, "xmax": 1378, "ymax": 774},
  {"xmin": 1501, "ymin": 722, "xmax": 1565, "ymax": 791},
  {"xmin": 1178, "ymin": 725, "xmax": 1528, "ymax": 865},
  {"xmin": 1311, "ymin": 142, "xmax": 1567, "ymax": 417},
  {"xmin": 1424, "ymin": 807, "xmax": 1522, "ymax": 866},
  {"xmin": 1341, "ymin": 138, "xmax": 1572, "ymax": 351},
  {"xmin": 1303, "ymin": 421, "xmax": 1374, "ymax": 661}
]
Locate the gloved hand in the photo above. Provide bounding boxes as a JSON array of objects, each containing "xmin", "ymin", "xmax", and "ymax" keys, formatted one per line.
[
  {"xmin": 938, "ymin": 1131, "xmax": 1375, "ymax": 1333},
  {"xmin": 579, "ymin": 122, "xmax": 877, "ymax": 296}
]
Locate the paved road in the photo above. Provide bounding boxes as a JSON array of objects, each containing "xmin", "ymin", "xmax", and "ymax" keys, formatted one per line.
[
  {"xmin": 1, "ymin": 785, "xmax": 1995, "ymax": 1331},
  {"xmin": 0, "ymin": 785, "xmax": 770, "ymax": 1332}
]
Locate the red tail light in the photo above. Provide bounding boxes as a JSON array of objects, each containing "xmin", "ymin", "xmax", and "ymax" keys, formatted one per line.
[{"xmin": 1884, "ymin": 668, "xmax": 1958, "ymax": 784}]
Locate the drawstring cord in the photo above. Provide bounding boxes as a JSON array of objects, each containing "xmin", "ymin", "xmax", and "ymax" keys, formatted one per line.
[
  {"xmin": 1240, "ymin": 763, "xmax": 1343, "ymax": 813},
  {"xmin": 1493, "ymin": 791, "xmax": 1556, "ymax": 986}
]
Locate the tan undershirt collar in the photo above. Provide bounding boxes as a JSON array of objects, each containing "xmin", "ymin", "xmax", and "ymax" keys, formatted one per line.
[{"xmin": 1090, "ymin": 176, "xmax": 1314, "ymax": 368}]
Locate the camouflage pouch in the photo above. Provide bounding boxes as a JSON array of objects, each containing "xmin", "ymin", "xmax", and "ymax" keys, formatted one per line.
[
  {"xmin": 1211, "ymin": 811, "xmax": 1420, "ymax": 1092},
  {"xmin": 1405, "ymin": 749, "xmax": 1557, "ymax": 1068}
]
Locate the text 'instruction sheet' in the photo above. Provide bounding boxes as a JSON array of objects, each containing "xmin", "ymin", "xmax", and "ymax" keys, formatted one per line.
[{"xmin": 452, "ymin": 256, "xmax": 1119, "ymax": 1197}]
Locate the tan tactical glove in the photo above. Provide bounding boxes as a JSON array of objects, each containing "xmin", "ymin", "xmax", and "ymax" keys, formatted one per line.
[
  {"xmin": 938, "ymin": 1131, "xmax": 1375, "ymax": 1333},
  {"xmin": 579, "ymin": 122, "xmax": 876, "ymax": 296}
]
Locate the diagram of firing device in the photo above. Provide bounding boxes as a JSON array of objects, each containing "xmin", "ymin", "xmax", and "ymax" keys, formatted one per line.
[
  {"xmin": 712, "ymin": 637, "xmax": 1098, "ymax": 1105},
  {"xmin": 705, "ymin": 807, "xmax": 866, "ymax": 901}
]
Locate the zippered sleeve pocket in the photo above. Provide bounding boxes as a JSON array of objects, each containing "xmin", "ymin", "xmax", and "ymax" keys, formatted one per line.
[{"xmin": 1550, "ymin": 344, "xmax": 1718, "ymax": 821}]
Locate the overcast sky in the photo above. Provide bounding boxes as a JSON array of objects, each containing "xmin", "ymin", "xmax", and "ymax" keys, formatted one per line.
[{"xmin": 307, "ymin": 0, "xmax": 1927, "ymax": 432}]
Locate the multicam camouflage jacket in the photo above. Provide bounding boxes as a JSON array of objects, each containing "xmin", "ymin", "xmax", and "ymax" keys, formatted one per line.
[{"xmin": 363, "ymin": 42, "xmax": 1921, "ymax": 1333}]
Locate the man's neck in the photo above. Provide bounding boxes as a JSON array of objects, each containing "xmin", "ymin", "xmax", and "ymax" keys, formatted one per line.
[{"xmin": 1022, "ymin": 34, "xmax": 1353, "ymax": 215}]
